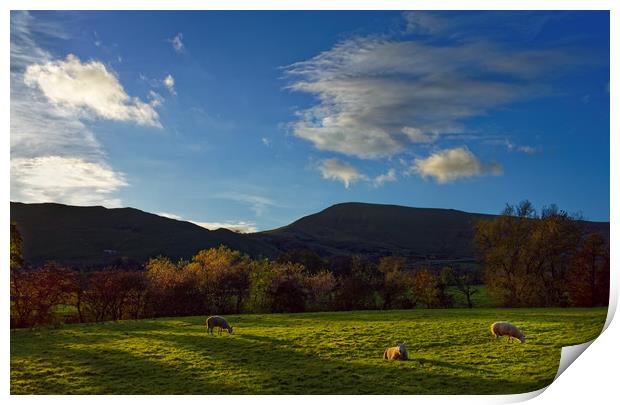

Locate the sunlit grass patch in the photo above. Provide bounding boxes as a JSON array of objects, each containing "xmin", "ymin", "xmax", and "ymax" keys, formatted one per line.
[{"xmin": 11, "ymin": 307, "xmax": 606, "ymax": 394}]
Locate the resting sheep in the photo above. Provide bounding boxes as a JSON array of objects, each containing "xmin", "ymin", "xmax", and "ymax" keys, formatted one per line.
[
  {"xmin": 491, "ymin": 322, "xmax": 525, "ymax": 343},
  {"xmin": 206, "ymin": 316, "xmax": 233, "ymax": 335},
  {"xmin": 383, "ymin": 343, "xmax": 408, "ymax": 360}
]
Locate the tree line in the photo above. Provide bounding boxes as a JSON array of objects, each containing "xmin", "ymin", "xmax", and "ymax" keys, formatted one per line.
[
  {"xmin": 10, "ymin": 200, "xmax": 609, "ymax": 328},
  {"xmin": 10, "ymin": 246, "xmax": 480, "ymax": 327}
]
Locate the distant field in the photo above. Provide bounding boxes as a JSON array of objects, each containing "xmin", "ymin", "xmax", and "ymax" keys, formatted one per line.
[{"xmin": 11, "ymin": 308, "xmax": 606, "ymax": 394}]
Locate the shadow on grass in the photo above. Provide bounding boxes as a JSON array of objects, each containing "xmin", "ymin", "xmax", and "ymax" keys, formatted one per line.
[{"xmin": 140, "ymin": 329, "xmax": 550, "ymax": 394}]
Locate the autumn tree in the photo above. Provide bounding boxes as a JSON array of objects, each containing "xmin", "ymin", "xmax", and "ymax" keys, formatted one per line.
[
  {"xmin": 267, "ymin": 262, "xmax": 308, "ymax": 313},
  {"xmin": 305, "ymin": 270, "xmax": 336, "ymax": 311},
  {"xmin": 411, "ymin": 268, "xmax": 440, "ymax": 309},
  {"xmin": 145, "ymin": 257, "xmax": 199, "ymax": 316},
  {"xmin": 476, "ymin": 201, "xmax": 583, "ymax": 307},
  {"xmin": 568, "ymin": 233, "xmax": 610, "ymax": 307},
  {"xmin": 10, "ymin": 263, "xmax": 75, "ymax": 327},
  {"xmin": 10, "ymin": 223, "xmax": 24, "ymax": 270},
  {"xmin": 378, "ymin": 256, "xmax": 415, "ymax": 309},
  {"xmin": 187, "ymin": 246, "xmax": 252, "ymax": 313}
]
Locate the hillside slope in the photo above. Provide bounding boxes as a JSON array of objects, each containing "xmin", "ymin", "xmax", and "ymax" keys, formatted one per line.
[
  {"xmin": 10, "ymin": 202, "xmax": 278, "ymax": 264},
  {"xmin": 257, "ymin": 202, "xmax": 610, "ymax": 260},
  {"xmin": 257, "ymin": 202, "xmax": 492, "ymax": 260}
]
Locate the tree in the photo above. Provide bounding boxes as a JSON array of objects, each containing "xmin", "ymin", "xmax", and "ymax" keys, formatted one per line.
[
  {"xmin": 475, "ymin": 201, "xmax": 536, "ymax": 307},
  {"xmin": 335, "ymin": 256, "xmax": 382, "ymax": 310},
  {"xmin": 188, "ymin": 246, "xmax": 252, "ymax": 313},
  {"xmin": 475, "ymin": 200, "xmax": 581, "ymax": 307},
  {"xmin": 10, "ymin": 223, "xmax": 24, "ymax": 270},
  {"xmin": 411, "ymin": 268, "xmax": 440, "ymax": 309},
  {"xmin": 306, "ymin": 270, "xmax": 336, "ymax": 311},
  {"xmin": 267, "ymin": 262, "xmax": 308, "ymax": 313},
  {"xmin": 10, "ymin": 263, "xmax": 75, "ymax": 327},
  {"xmin": 377, "ymin": 256, "xmax": 417, "ymax": 309},
  {"xmin": 451, "ymin": 267, "xmax": 480, "ymax": 308},
  {"xmin": 568, "ymin": 233, "xmax": 610, "ymax": 307},
  {"xmin": 145, "ymin": 257, "xmax": 198, "ymax": 316}
]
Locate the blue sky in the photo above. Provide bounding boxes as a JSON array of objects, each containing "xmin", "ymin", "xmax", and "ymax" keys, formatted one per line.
[{"xmin": 10, "ymin": 11, "xmax": 610, "ymax": 231}]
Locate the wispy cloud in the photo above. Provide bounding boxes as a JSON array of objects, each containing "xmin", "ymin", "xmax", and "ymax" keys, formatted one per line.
[
  {"xmin": 373, "ymin": 168, "xmax": 397, "ymax": 187},
  {"xmin": 403, "ymin": 11, "xmax": 555, "ymax": 43},
  {"xmin": 261, "ymin": 137, "xmax": 272, "ymax": 147},
  {"xmin": 486, "ymin": 138, "xmax": 540, "ymax": 155},
  {"xmin": 214, "ymin": 191, "xmax": 278, "ymax": 216},
  {"xmin": 318, "ymin": 158, "xmax": 368, "ymax": 188},
  {"xmin": 156, "ymin": 212, "xmax": 257, "ymax": 233},
  {"xmin": 284, "ymin": 13, "xmax": 574, "ymax": 160},
  {"xmin": 412, "ymin": 147, "xmax": 502, "ymax": 184},
  {"xmin": 170, "ymin": 33, "xmax": 184, "ymax": 53}
]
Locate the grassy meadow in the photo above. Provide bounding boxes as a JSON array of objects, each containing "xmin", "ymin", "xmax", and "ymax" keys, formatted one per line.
[{"xmin": 11, "ymin": 307, "xmax": 606, "ymax": 395}]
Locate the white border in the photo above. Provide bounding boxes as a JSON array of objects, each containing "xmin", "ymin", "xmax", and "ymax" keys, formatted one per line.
[{"xmin": 3, "ymin": 1, "xmax": 617, "ymax": 404}]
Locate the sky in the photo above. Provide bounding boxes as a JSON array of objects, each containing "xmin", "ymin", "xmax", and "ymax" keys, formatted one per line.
[{"xmin": 10, "ymin": 10, "xmax": 610, "ymax": 232}]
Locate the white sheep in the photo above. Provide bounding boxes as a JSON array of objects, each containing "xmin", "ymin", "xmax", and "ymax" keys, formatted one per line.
[
  {"xmin": 490, "ymin": 322, "xmax": 525, "ymax": 343},
  {"xmin": 206, "ymin": 316, "xmax": 234, "ymax": 335},
  {"xmin": 383, "ymin": 342, "xmax": 408, "ymax": 360}
]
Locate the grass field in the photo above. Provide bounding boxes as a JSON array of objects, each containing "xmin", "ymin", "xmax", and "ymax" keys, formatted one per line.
[{"xmin": 10, "ymin": 307, "xmax": 606, "ymax": 395}]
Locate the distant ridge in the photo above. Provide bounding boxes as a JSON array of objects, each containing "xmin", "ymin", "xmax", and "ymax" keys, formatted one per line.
[
  {"xmin": 10, "ymin": 202, "xmax": 277, "ymax": 265},
  {"xmin": 10, "ymin": 201, "xmax": 610, "ymax": 265}
]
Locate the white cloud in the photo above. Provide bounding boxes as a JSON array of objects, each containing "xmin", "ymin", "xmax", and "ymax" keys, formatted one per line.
[
  {"xmin": 156, "ymin": 212, "xmax": 257, "ymax": 233},
  {"xmin": 401, "ymin": 127, "xmax": 439, "ymax": 144},
  {"xmin": 11, "ymin": 156, "xmax": 127, "ymax": 207},
  {"xmin": 9, "ymin": 12, "xmax": 153, "ymax": 207},
  {"xmin": 318, "ymin": 159, "xmax": 368, "ymax": 188},
  {"xmin": 191, "ymin": 221, "xmax": 258, "ymax": 234},
  {"xmin": 157, "ymin": 212, "xmax": 182, "ymax": 220},
  {"xmin": 163, "ymin": 74, "xmax": 176, "ymax": 95},
  {"xmin": 373, "ymin": 168, "xmax": 397, "ymax": 187},
  {"xmin": 24, "ymin": 54, "xmax": 161, "ymax": 127},
  {"xmin": 261, "ymin": 137, "xmax": 272, "ymax": 147},
  {"xmin": 285, "ymin": 15, "xmax": 572, "ymax": 159},
  {"xmin": 171, "ymin": 33, "xmax": 184, "ymax": 53},
  {"xmin": 413, "ymin": 147, "xmax": 502, "ymax": 184}
]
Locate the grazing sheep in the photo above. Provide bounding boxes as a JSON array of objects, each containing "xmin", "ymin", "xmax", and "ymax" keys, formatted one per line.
[
  {"xmin": 491, "ymin": 322, "xmax": 525, "ymax": 343},
  {"xmin": 206, "ymin": 316, "xmax": 233, "ymax": 335},
  {"xmin": 383, "ymin": 343, "xmax": 408, "ymax": 360}
]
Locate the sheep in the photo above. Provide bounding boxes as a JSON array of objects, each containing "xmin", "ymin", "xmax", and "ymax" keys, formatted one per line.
[
  {"xmin": 383, "ymin": 343, "xmax": 408, "ymax": 360},
  {"xmin": 490, "ymin": 322, "xmax": 525, "ymax": 343},
  {"xmin": 206, "ymin": 316, "xmax": 234, "ymax": 336}
]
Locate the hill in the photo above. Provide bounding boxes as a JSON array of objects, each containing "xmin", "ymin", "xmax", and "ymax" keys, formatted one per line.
[
  {"xmin": 10, "ymin": 202, "xmax": 278, "ymax": 265},
  {"xmin": 11, "ymin": 201, "xmax": 609, "ymax": 265},
  {"xmin": 257, "ymin": 202, "xmax": 495, "ymax": 260},
  {"xmin": 258, "ymin": 202, "xmax": 609, "ymax": 261}
]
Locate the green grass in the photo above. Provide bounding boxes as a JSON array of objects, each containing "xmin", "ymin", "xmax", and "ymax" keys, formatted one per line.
[{"xmin": 11, "ymin": 307, "xmax": 606, "ymax": 394}]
